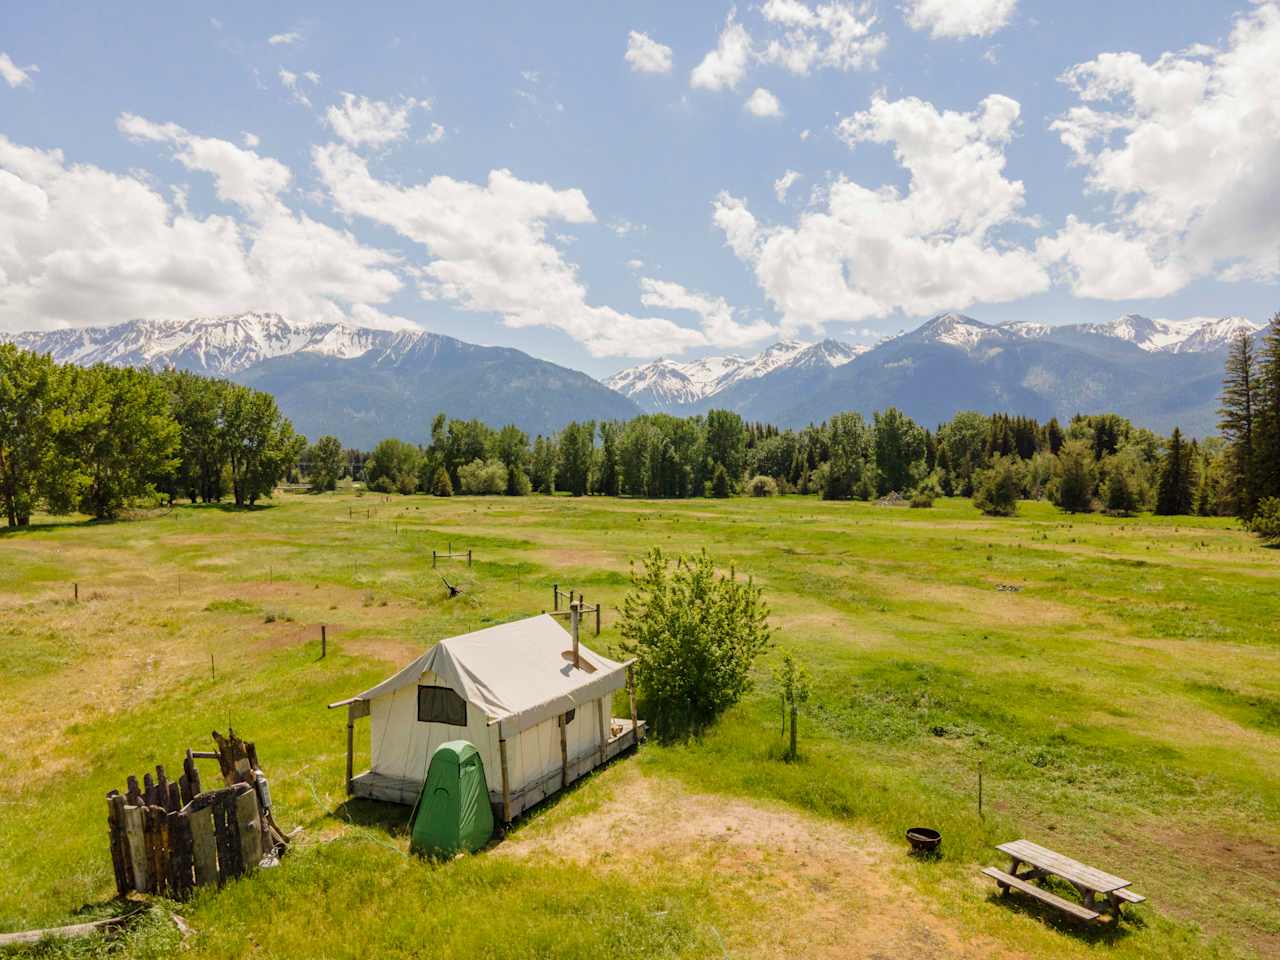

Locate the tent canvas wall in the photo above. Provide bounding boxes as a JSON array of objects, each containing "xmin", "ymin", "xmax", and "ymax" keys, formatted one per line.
[{"xmin": 333, "ymin": 613, "xmax": 644, "ymax": 820}]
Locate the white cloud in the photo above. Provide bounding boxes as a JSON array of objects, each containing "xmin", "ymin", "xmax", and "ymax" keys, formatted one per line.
[
  {"xmin": 268, "ymin": 31, "xmax": 302, "ymax": 46},
  {"xmin": 1042, "ymin": 3, "xmax": 1280, "ymax": 298},
  {"xmin": 745, "ymin": 87, "xmax": 782, "ymax": 117},
  {"xmin": 313, "ymin": 143, "xmax": 708, "ymax": 357},
  {"xmin": 774, "ymin": 169, "xmax": 802, "ymax": 201},
  {"xmin": 691, "ymin": 4, "xmax": 885, "ymax": 96},
  {"xmin": 241, "ymin": 131, "xmax": 261, "ymax": 148},
  {"xmin": 626, "ymin": 259, "xmax": 645, "ymax": 271},
  {"xmin": 303, "ymin": 70, "xmax": 321, "ymax": 85},
  {"xmin": 759, "ymin": 0, "xmax": 886, "ymax": 74},
  {"xmin": 904, "ymin": 0, "xmax": 1018, "ymax": 39},
  {"xmin": 0, "ymin": 127, "xmax": 406, "ymax": 333},
  {"xmin": 712, "ymin": 93, "xmax": 1047, "ymax": 332},
  {"xmin": 639, "ymin": 277, "xmax": 777, "ymax": 347},
  {"xmin": 0, "ymin": 53, "xmax": 38, "ymax": 89},
  {"xmin": 423, "ymin": 122, "xmax": 446, "ymax": 144},
  {"xmin": 278, "ymin": 68, "xmax": 315, "ymax": 108},
  {"xmin": 691, "ymin": 14, "xmax": 752, "ymax": 90},
  {"xmin": 326, "ymin": 93, "xmax": 428, "ymax": 148},
  {"xmin": 800, "ymin": 128, "xmax": 811, "ymax": 140},
  {"xmin": 625, "ymin": 31, "xmax": 674, "ymax": 74}
]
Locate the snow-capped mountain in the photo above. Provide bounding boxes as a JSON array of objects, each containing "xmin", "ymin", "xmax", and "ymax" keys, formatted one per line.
[
  {"xmin": 5, "ymin": 312, "xmax": 388, "ymax": 375},
  {"xmin": 901, "ymin": 311, "xmax": 1261, "ymax": 354},
  {"xmin": 605, "ymin": 338, "xmax": 865, "ymax": 410},
  {"xmin": 3, "ymin": 312, "xmax": 640, "ymax": 445}
]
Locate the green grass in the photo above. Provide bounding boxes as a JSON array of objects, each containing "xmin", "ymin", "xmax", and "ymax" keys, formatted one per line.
[{"xmin": 0, "ymin": 492, "xmax": 1277, "ymax": 958}]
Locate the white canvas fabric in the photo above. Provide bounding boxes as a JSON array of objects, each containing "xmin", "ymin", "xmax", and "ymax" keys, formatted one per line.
[{"xmin": 353, "ymin": 614, "xmax": 628, "ymax": 738}]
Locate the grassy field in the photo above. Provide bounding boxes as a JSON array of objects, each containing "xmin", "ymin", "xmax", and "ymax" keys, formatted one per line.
[{"xmin": 1, "ymin": 491, "xmax": 1277, "ymax": 959}]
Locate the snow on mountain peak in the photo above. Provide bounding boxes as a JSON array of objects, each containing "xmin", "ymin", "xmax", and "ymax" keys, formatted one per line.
[
  {"xmin": 605, "ymin": 337, "xmax": 864, "ymax": 408},
  {"xmin": 7, "ymin": 312, "xmax": 411, "ymax": 375}
]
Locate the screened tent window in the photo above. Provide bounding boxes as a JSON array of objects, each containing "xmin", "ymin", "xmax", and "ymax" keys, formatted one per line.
[{"xmin": 417, "ymin": 685, "xmax": 467, "ymax": 726}]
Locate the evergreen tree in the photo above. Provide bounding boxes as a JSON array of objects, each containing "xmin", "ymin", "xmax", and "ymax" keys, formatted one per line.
[
  {"xmin": 1255, "ymin": 315, "xmax": 1280, "ymax": 503},
  {"xmin": 1055, "ymin": 440, "xmax": 1095, "ymax": 513},
  {"xmin": 430, "ymin": 465, "xmax": 453, "ymax": 497},
  {"xmin": 711, "ymin": 463, "xmax": 731, "ymax": 498},
  {"xmin": 1219, "ymin": 330, "xmax": 1262, "ymax": 516},
  {"xmin": 1155, "ymin": 428, "xmax": 1195, "ymax": 515},
  {"xmin": 1045, "ymin": 417, "xmax": 1065, "ymax": 455}
]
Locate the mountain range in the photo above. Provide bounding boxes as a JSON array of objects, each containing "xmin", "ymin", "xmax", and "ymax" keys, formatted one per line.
[
  {"xmin": 3, "ymin": 313, "xmax": 638, "ymax": 447},
  {"xmin": 606, "ymin": 313, "xmax": 1262, "ymax": 435},
  {"xmin": 3, "ymin": 310, "xmax": 1266, "ymax": 444}
]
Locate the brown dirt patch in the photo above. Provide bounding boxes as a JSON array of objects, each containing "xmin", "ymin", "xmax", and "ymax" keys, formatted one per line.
[{"xmin": 501, "ymin": 769, "xmax": 1025, "ymax": 960}]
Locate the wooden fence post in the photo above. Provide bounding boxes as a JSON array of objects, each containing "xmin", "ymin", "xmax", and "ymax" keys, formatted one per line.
[
  {"xmin": 321, "ymin": 624, "xmax": 327, "ymax": 659},
  {"xmin": 595, "ymin": 603, "xmax": 601, "ymax": 636},
  {"xmin": 553, "ymin": 584, "xmax": 559, "ymax": 611},
  {"xmin": 467, "ymin": 549, "xmax": 472, "ymax": 567}
]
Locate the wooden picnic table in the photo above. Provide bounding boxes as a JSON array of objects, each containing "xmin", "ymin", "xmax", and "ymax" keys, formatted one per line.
[{"xmin": 982, "ymin": 839, "xmax": 1145, "ymax": 922}]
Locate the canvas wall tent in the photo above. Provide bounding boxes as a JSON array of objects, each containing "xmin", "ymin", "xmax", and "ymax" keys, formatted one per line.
[{"xmin": 331, "ymin": 611, "xmax": 644, "ymax": 821}]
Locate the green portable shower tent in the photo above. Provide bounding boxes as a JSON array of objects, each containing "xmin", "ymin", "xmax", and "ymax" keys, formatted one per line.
[{"xmin": 409, "ymin": 740, "xmax": 494, "ymax": 857}]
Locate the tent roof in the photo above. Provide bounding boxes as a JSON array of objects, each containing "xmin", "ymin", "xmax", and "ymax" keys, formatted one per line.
[{"xmin": 352, "ymin": 614, "xmax": 629, "ymax": 737}]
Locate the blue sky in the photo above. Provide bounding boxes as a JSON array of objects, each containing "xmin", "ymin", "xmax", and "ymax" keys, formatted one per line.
[{"xmin": 2, "ymin": 1, "xmax": 1278, "ymax": 376}]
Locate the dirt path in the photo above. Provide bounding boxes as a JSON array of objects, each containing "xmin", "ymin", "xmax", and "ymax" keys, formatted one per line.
[{"xmin": 501, "ymin": 768, "xmax": 1024, "ymax": 960}]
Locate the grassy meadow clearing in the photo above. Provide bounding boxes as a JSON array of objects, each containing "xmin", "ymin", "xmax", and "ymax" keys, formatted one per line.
[{"xmin": 1, "ymin": 491, "xmax": 1278, "ymax": 959}]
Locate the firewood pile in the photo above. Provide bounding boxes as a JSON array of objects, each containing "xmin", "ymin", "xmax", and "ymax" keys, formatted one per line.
[{"xmin": 105, "ymin": 729, "xmax": 289, "ymax": 899}]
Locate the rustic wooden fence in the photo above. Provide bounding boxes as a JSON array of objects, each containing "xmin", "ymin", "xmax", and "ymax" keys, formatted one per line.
[{"xmin": 105, "ymin": 731, "xmax": 286, "ymax": 899}]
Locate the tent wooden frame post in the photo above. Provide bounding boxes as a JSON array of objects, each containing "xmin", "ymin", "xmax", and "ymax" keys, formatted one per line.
[
  {"xmin": 559, "ymin": 715, "xmax": 568, "ymax": 789},
  {"xmin": 498, "ymin": 737, "xmax": 512, "ymax": 822},
  {"xmin": 570, "ymin": 603, "xmax": 581, "ymax": 668},
  {"xmin": 627, "ymin": 665, "xmax": 639, "ymax": 748},
  {"xmin": 596, "ymin": 700, "xmax": 607, "ymax": 767},
  {"xmin": 338, "ymin": 699, "xmax": 370, "ymax": 796}
]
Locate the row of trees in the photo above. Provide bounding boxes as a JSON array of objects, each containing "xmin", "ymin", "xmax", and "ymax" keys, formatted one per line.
[
  {"xmin": 0, "ymin": 345, "xmax": 304, "ymax": 526},
  {"xmin": 319, "ymin": 406, "xmax": 1229, "ymax": 519}
]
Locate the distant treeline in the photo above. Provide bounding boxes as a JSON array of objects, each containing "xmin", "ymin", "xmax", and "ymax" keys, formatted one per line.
[
  {"xmin": 5, "ymin": 316, "xmax": 1278, "ymax": 530},
  {"xmin": 302, "ymin": 316, "xmax": 1279, "ymax": 524},
  {"xmin": 0, "ymin": 345, "xmax": 302, "ymax": 526}
]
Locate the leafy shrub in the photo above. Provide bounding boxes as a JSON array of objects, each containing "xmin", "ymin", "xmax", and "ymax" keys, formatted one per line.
[
  {"xmin": 457, "ymin": 458, "xmax": 508, "ymax": 495},
  {"xmin": 972, "ymin": 456, "xmax": 1020, "ymax": 517},
  {"xmin": 621, "ymin": 548, "xmax": 771, "ymax": 739},
  {"xmin": 1248, "ymin": 497, "xmax": 1280, "ymax": 544},
  {"xmin": 909, "ymin": 491, "xmax": 934, "ymax": 509},
  {"xmin": 1105, "ymin": 469, "xmax": 1138, "ymax": 515},
  {"xmin": 747, "ymin": 475, "xmax": 778, "ymax": 497}
]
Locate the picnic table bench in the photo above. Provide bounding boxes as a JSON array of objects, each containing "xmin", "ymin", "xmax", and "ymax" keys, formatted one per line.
[{"xmin": 982, "ymin": 839, "xmax": 1145, "ymax": 923}]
